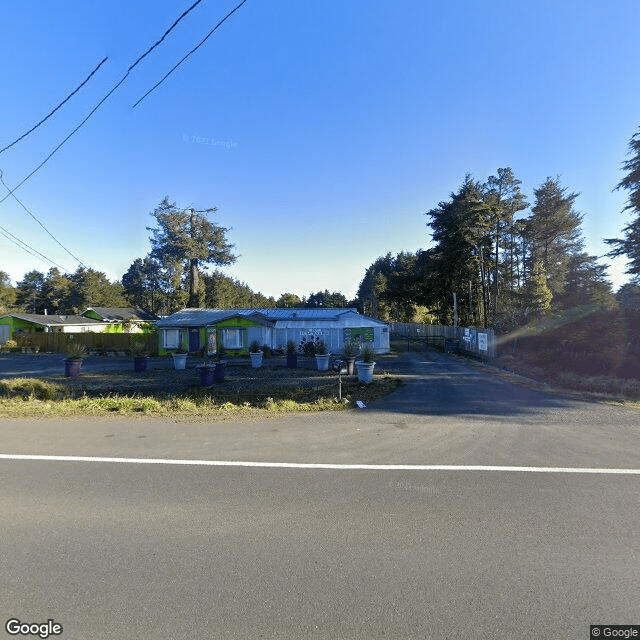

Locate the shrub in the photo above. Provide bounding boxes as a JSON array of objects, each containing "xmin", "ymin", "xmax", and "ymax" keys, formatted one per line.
[
  {"xmin": 361, "ymin": 346, "xmax": 376, "ymax": 363},
  {"xmin": 302, "ymin": 340, "xmax": 317, "ymax": 357},
  {"xmin": 249, "ymin": 340, "xmax": 261, "ymax": 353}
]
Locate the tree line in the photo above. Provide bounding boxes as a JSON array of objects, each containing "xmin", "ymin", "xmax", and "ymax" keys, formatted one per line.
[
  {"xmin": 356, "ymin": 148, "xmax": 640, "ymax": 334},
  {"xmin": 0, "ymin": 197, "xmax": 355, "ymax": 316}
]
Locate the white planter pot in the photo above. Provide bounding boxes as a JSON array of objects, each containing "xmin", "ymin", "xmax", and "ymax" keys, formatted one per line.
[
  {"xmin": 172, "ymin": 353, "xmax": 187, "ymax": 370},
  {"xmin": 315, "ymin": 354, "xmax": 330, "ymax": 371},
  {"xmin": 249, "ymin": 351, "xmax": 263, "ymax": 368},
  {"xmin": 355, "ymin": 360, "xmax": 376, "ymax": 384}
]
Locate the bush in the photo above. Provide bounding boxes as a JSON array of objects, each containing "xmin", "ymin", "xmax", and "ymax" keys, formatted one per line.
[
  {"xmin": 302, "ymin": 340, "xmax": 317, "ymax": 357},
  {"xmin": 249, "ymin": 340, "xmax": 261, "ymax": 353}
]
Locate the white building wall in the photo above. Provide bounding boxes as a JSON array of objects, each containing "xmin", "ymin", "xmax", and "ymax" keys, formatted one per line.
[{"xmin": 272, "ymin": 318, "xmax": 389, "ymax": 354}]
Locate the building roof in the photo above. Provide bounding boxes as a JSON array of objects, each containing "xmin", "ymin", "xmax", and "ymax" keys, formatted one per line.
[
  {"xmin": 0, "ymin": 313, "xmax": 105, "ymax": 327},
  {"xmin": 155, "ymin": 308, "xmax": 387, "ymax": 327},
  {"xmin": 82, "ymin": 307, "xmax": 158, "ymax": 322}
]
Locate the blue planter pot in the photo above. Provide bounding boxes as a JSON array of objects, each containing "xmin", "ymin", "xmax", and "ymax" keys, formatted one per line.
[
  {"xmin": 197, "ymin": 365, "xmax": 216, "ymax": 387},
  {"xmin": 64, "ymin": 358, "xmax": 83, "ymax": 378},
  {"xmin": 134, "ymin": 356, "xmax": 148, "ymax": 373},
  {"xmin": 214, "ymin": 362, "xmax": 226, "ymax": 382},
  {"xmin": 286, "ymin": 354, "xmax": 297, "ymax": 368}
]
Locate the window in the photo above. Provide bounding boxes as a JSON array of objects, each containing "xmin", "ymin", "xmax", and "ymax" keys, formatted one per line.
[
  {"xmin": 221, "ymin": 328, "xmax": 243, "ymax": 349},
  {"xmin": 163, "ymin": 329, "xmax": 180, "ymax": 349}
]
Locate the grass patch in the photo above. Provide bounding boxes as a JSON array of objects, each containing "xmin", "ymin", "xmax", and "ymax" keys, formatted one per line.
[{"xmin": 0, "ymin": 373, "xmax": 401, "ymax": 419}]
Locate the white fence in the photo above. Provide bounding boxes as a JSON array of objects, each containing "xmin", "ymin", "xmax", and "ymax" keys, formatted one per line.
[{"xmin": 389, "ymin": 323, "xmax": 496, "ymax": 359}]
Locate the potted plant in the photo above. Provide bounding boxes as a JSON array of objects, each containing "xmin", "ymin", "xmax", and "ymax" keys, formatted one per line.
[
  {"xmin": 343, "ymin": 341, "xmax": 358, "ymax": 375},
  {"xmin": 131, "ymin": 338, "xmax": 149, "ymax": 373},
  {"xmin": 249, "ymin": 340, "xmax": 263, "ymax": 368},
  {"xmin": 355, "ymin": 345, "xmax": 376, "ymax": 384},
  {"xmin": 196, "ymin": 348, "xmax": 216, "ymax": 387},
  {"xmin": 286, "ymin": 340, "xmax": 297, "ymax": 368},
  {"xmin": 315, "ymin": 340, "xmax": 330, "ymax": 371},
  {"xmin": 64, "ymin": 343, "xmax": 86, "ymax": 378}
]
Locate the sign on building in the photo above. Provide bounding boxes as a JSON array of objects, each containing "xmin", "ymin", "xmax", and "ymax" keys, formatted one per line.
[{"xmin": 344, "ymin": 327, "xmax": 374, "ymax": 343}]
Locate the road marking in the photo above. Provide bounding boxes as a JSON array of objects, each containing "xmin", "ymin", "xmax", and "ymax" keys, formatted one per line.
[{"xmin": 1, "ymin": 454, "xmax": 640, "ymax": 475}]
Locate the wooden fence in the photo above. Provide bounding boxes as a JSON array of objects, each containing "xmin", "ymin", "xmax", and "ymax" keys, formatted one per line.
[
  {"xmin": 13, "ymin": 332, "xmax": 159, "ymax": 356},
  {"xmin": 389, "ymin": 323, "xmax": 496, "ymax": 359}
]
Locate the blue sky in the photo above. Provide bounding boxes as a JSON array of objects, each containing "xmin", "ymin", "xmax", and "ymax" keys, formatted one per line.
[{"xmin": 1, "ymin": 0, "xmax": 639, "ymax": 300}]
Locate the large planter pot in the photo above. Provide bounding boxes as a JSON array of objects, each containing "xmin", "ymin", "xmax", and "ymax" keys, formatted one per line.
[
  {"xmin": 249, "ymin": 352, "xmax": 263, "ymax": 368},
  {"xmin": 286, "ymin": 354, "xmax": 298, "ymax": 369},
  {"xmin": 315, "ymin": 354, "xmax": 330, "ymax": 371},
  {"xmin": 172, "ymin": 353, "xmax": 188, "ymax": 370},
  {"xmin": 64, "ymin": 358, "xmax": 83, "ymax": 378},
  {"xmin": 345, "ymin": 356, "xmax": 357, "ymax": 375},
  {"xmin": 133, "ymin": 355, "xmax": 148, "ymax": 373},
  {"xmin": 214, "ymin": 362, "xmax": 226, "ymax": 382},
  {"xmin": 197, "ymin": 364, "xmax": 216, "ymax": 387},
  {"xmin": 355, "ymin": 360, "xmax": 376, "ymax": 384}
]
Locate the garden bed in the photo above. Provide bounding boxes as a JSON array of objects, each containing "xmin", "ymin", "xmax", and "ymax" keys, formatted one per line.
[{"xmin": 0, "ymin": 356, "xmax": 401, "ymax": 418}]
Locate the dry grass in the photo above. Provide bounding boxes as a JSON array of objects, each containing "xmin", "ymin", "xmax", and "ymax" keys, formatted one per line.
[{"xmin": 0, "ymin": 359, "xmax": 401, "ymax": 418}]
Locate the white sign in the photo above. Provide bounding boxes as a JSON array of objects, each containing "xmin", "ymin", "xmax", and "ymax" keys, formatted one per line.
[{"xmin": 478, "ymin": 332, "xmax": 488, "ymax": 352}]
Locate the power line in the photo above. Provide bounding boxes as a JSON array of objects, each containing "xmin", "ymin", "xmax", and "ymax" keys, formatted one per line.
[
  {"xmin": 132, "ymin": 0, "xmax": 249, "ymax": 109},
  {"xmin": 0, "ymin": 224, "xmax": 70, "ymax": 273},
  {"xmin": 0, "ymin": 0, "xmax": 204, "ymax": 205},
  {"xmin": 0, "ymin": 56, "xmax": 108, "ymax": 156},
  {"xmin": 0, "ymin": 169, "xmax": 86, "ymax": 267}
]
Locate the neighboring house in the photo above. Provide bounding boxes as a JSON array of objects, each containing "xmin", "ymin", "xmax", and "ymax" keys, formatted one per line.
[
  {"xmin": 0, "ymin": 313, "xmax": 111, "ymax": 340},
  {"xmin": 81, "ymin": 307, "xmax": 158, "ymax": 333},
  {"xmin": 155, "ymin": 308, "xmax": 390, "ymax": 356}
]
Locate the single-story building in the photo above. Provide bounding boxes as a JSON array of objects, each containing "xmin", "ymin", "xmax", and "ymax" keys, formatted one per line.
[
  {"xmin": 155, "ymin": 308, "xmax": 390, "ymax": 356},
  {"xmin": 81, "ymin": 307, "xmax": 158, "ymax": 333},
  {"xmin": 0, "ymin": 313, "xmax": 111, "ymax": 342}
]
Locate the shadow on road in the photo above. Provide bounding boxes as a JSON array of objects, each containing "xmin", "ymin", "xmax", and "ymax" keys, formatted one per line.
[{"xmin": 369, "ymin": 347, "xmax": 593, "ymax": 418}]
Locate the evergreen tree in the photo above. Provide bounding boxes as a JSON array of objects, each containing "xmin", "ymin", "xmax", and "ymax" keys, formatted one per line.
[
  {"xmin": 67, "ymin": 267, "xmax": 127, "ymax": 312},
  {"xmin": 148, "ymin": 197, "xmax": 236, "ymax": 308},
  {"xmin": 305, "ymin": 290, "xmax": 349, "ymax": 308},
  {"xmin": 521, "ymin": 260, "xmax": 552, "ymax": 319},
  {"xmin": 16, "ymin": 270, "xmax": 46, "ymax": 313},
  {"xmin": 484, "ymin": 168, "xmax": 528, "ymax": 314},
  {"xmin": 605, "ymin": 126, "xmax": 640, "ymax": 276},
  {"xmin": 0, "ymin": 271, "xmax": 17, "ymax": 311},
  {"xmin": 524, "ymin": 177, "xmax": 583, "ymax": 298},
  {"xmin": 122, "ymin": 257, "xmax": 165, "ymax": 314},
  {"xmin": 276, "ymin": 293, "xmax": 302, "ymax": 308},
  {"xmin": 40, "ymin": 268, "xmax": 73, "ymax": 314},
  {"xmin": 424, "ymin": 175, "xmax": 492, "ymax": 326}
]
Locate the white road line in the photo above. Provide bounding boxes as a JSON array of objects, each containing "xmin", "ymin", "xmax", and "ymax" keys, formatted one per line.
[{"xmin": 1, "ymin": 453, "xmax": 640, "ymax": 475}]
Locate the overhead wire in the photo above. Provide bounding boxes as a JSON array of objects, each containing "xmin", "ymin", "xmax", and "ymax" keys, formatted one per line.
[
  {"xmin": 0, "ymin": 56, "xmax": 108, "ymax": 156},
  {"xmin": 132, "ymin": 0, "xmax": 249, "ymax": 109},
  {"xmin": 0, "ymin": 224, "xmax": 70, "ymax": 272},
  {"xmin": 0, "ymin": 169, "xmax": 86, "ymax": 268},
  {"xmin": 0, "ymin": 0, "xmax": 204, "ymax": 206}
]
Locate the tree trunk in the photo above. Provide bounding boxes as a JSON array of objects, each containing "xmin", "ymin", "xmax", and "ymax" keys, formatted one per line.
[{"xmin": 188, "ymin": 258, "xmax": 199, "ymax": 307}]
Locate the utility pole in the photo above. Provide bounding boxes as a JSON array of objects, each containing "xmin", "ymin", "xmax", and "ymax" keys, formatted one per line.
[
  {"xmin": 188, "ymin": 208, "xmax": 199, "ymax": 308},
  {"xmin": 453, "ymin": 292, "xmax": 458, "ymax": 328}
]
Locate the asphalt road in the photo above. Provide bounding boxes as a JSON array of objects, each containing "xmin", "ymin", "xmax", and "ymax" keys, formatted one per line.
[{"xmin": 1, "ymin": 348, "xmax": 639, "ymax": 639}]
